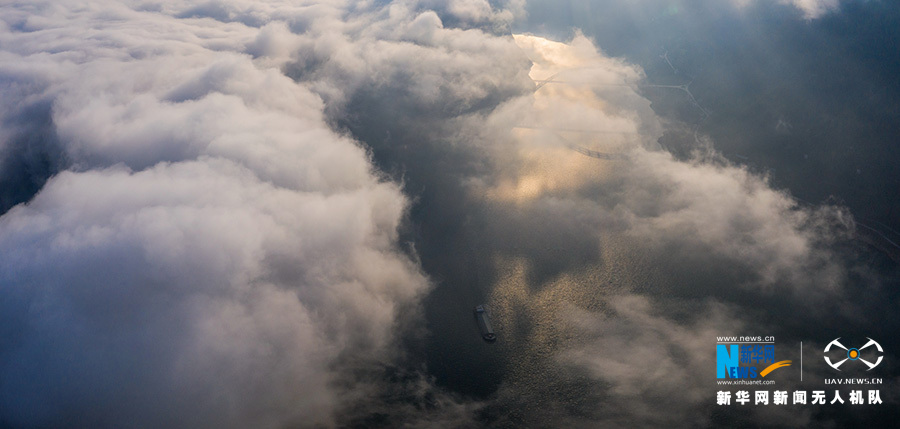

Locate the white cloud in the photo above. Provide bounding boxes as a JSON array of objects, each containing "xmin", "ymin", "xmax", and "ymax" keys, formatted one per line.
[
  {"xmin": 731, "ymin": 0, "xmax": 841, "ymax": 19},
  {"xmin": 0, "ymin": 1, "xmax": 445, "ymax": 426},
  {"xmin": 0, "ymin": 158, "xmax": 423, "ymax": 427},
  {"xmin": 786, "ymin": 0, "xmax": 841, "ymax": 19},
  {"xmin": 470, "ymin": 33, "xmax": 851, "ymax": 293}
]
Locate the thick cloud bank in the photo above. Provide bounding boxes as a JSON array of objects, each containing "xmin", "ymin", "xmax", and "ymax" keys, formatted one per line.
[{"xmin": 0, "ymin": 1, "xmax": 446, "ymax": 427}]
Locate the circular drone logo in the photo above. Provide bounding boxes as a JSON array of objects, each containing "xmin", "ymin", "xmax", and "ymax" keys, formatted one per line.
[{"xmin": 823, "ymin": 337, "xmax": 883, "ymax": 371}]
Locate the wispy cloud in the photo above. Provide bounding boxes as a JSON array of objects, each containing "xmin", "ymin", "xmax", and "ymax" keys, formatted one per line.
[{"xmin": 732, "ymin": 0, "xmax": 842, "ymax": 18}]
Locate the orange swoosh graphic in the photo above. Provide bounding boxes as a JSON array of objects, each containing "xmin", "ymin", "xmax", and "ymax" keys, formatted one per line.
[{"xmin": 760, "ymin": 360, "xmax": 792, "ymax": 377}]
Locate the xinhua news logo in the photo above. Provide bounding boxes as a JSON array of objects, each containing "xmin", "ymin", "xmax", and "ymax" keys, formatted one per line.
[{"xmin": 717, "ymin": 337, "xmax": 791, "ymax": 379}]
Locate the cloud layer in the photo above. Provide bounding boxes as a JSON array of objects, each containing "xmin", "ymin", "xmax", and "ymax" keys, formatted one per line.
[
  {"xmin": 473, "ymin": 33, "xmax": 852, "ymax": 293},
  {"xmin": 0, "ymin": 1, "xmax": 457, "ymax": 427},
  {"xmin": 0, "ymin": 1, "xmax": 890, "ymax": 428}
]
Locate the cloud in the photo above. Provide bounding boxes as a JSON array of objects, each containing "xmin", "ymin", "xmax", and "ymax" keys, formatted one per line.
[
  {"xmin": 731, "ymin": 0, "xmax": 841, "ymax": 18},
  {"xmin": 788, "ymin": 0, "xmax": 841, "ymax": 18},
  {"xmin": 471, "ymin": 33, "xmax": 852, "ymax": 293},
  {"xmin": 281, "ymin": 3, "xmax": 533, "ymax": 116},
  {"xmin": 559, "ymin": 295, "xmax": 813, "ymax": 427},
  {"xmin": 0, "ymin": 0, "xmax": 540, "ymax": 426},
  {"xmin": 0, "ymin": 0, "xmax": 481, "ymax": 426},
  {"xmin": 0, "ymin": 159, "xmax": 421, "ymax": 427}
]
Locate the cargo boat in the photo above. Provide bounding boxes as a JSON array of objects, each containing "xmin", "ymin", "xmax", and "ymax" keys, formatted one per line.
[{"xmin": 474, "ymin": 305, "xmax": 496, "ymax": 342}]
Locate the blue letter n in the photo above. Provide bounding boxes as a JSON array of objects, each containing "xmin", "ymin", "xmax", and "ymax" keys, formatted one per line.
[{"xmin": 717, "ymin": 345, "xmax": 739, "ymax": 378}]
